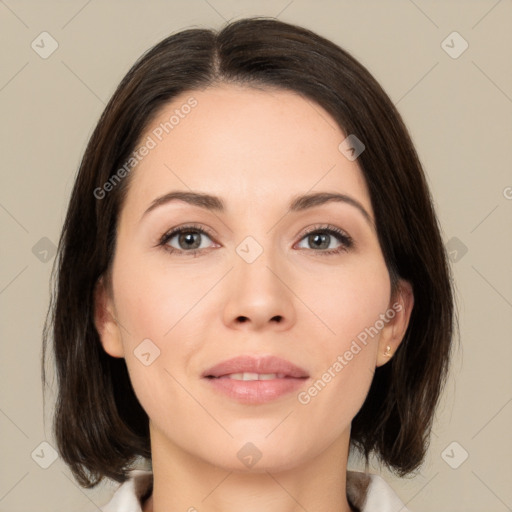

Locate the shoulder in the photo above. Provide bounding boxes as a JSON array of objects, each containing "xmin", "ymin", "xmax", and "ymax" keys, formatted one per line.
[
  {"xmin": 346, "ymin": 470, "xmax": 411, "ymax": 512},
  {"xmin": 100, "ymin": 470, "xmax": 153, "ymax": 512}
]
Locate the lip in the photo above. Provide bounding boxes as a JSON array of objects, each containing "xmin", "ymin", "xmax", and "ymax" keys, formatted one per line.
[
  {"xmin": 202, "ymin": 355, "xmax": 309, "ymax": 379},
  {"xmin": 202, "ymin": 355, "xmax": 309, "ymax": 405}
]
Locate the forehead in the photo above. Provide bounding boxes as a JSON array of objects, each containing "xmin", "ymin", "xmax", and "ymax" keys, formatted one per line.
[{"xmin": 122, "ymin": 84, "xmax": 373, "ymax": 219}]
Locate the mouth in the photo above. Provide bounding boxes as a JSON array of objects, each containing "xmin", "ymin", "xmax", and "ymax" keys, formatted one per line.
[
  {"xmin": 202, "ymin": 354, "xmax": 309, "ymax": 379},
  {"xmin": 202, "ymin": 355, "xmax": 309, "ymax": 404},
  {"xmin": 206, "ymin": 372, "xmax": 299, "ymax": 381}
]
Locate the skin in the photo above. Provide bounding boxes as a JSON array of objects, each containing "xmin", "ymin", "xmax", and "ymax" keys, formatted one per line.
[{"xmin": 94, "ymin": 84, "xmax": 414, "ymax": 512}]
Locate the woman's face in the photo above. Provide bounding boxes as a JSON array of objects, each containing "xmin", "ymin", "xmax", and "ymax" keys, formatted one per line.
[{"xmin": 96, "ymin": 84, "xmax": 412, "ymax": 472}]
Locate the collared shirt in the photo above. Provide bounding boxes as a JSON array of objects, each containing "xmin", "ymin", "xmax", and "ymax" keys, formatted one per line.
[{"xmin": 100, "ymin": 469, "xmax": 410, "ymax": 512}]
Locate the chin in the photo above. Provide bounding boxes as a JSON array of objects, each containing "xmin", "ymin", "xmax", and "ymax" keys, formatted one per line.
[{"xmin": 202, "ymin": 436, "xmax": 312, "ymax": 474}]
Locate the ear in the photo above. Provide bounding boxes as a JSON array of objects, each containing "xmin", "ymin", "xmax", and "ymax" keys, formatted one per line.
[
  {"xmin": 93, "ymin": 275, "xmax": 125, "ymax": 358},
  {"xmin": 376, "ymin": 279, "xmax": 414, "ymax": 367}
]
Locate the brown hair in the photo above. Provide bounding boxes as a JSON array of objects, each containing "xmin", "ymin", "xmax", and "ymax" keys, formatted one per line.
[{"xmin": 42, "ymin": 16, "xmax": 457, "ymax": 488}]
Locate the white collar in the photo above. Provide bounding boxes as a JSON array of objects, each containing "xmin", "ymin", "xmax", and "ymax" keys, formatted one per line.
[{"xmin": 101, "ymin": 469, "xmax": 410, "ymax": 512}]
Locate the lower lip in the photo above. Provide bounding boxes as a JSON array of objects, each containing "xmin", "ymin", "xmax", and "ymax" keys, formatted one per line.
[{"xmin": 204, "ymin": 376, "xmax": 308, "ymax": 404}]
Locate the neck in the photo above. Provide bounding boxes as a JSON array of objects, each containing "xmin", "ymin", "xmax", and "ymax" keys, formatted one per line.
[{"xmin": 144, "ymin": 422, "xmax": 354, "ymax": 512}]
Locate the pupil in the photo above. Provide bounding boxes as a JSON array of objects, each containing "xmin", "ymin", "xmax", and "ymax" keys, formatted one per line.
[
  {"xmin": 311, "ymin": 233, "xmax": 328, "ymax": 249},
  {"xmin": 180, "ymin": 232, "xmax": 200, "ymax": 249}
]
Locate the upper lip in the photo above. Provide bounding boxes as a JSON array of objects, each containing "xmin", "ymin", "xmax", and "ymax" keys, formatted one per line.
[{"xmin": 202, "ymin": 355, "xmax": 309, "ymax": 378}]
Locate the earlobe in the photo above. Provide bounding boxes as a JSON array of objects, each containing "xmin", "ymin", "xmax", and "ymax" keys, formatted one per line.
[
  {"xmin": 93, "ymin": 276, "xmax": 125, "ymax": 358},
  {"xmin": 376, "ymin": 280, "xmax": 414, "ymax": 367}
]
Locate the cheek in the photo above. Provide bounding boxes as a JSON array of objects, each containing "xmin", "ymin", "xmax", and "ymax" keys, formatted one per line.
[
  {"xmin": 290, "ymin": 296, "xmax": 384, "ymax": 458},
  {"xmin": 296, "ymin": 256, "xmax": 390, "ymax": 408},
  {"xmin": 112, "ymin": 252, "xmax": 210, "ymax": 344},
  {"xmin": 110, "ymin": 252, "xmax": 211, "ymax": 411},
  {"xmin": 301, "ymin": 255, "xmax": 391, "ymax": 345}
]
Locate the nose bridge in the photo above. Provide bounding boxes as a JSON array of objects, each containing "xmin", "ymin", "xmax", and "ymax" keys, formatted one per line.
[{"xmin": 235, "ymin": 234, "xmax": 279, "ymax": 288}]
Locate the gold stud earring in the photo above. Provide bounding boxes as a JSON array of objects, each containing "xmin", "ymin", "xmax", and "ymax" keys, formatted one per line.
[{"xmin": 384, "ymin": 345, "xmax": 392, "ymax": 357}]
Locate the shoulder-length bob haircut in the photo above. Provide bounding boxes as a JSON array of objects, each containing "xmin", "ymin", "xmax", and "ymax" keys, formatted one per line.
[{"xmin": 42, "ymin": 16, "xmax": 457, "ymax": 488}]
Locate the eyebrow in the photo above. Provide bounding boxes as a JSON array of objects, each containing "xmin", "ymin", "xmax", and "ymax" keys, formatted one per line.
[{"xmin": 142, "ymin": 190, "xmax": 374, "ymax": 229}]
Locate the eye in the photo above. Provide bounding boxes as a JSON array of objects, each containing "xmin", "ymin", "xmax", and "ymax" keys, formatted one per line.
[
  {"xmin": 158, "ymin": 223, "xmax": 354, "ymax": 257},
  {"xmin": 295, "ymin": 224, "xmax": 354, "ymax": 255},
  {"xmin": 158, "ymin": 224, "xmax": 217, "ymax": 257}
]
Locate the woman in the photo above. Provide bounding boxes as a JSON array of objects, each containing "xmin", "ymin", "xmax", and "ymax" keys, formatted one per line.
[{"xmin": 42, "ymin": 17, "xmax": 455, "ymax": 512}]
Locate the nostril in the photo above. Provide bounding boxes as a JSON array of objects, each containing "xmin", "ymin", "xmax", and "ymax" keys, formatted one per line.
[{"xmin": 235, "ymin": 315, "xmax": 283, "ymax": 323}]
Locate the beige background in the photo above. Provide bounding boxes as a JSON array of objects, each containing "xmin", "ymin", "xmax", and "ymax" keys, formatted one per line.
[{"xmin": 1, "ymin": 1, "xmax": 511, "ymax": 511}]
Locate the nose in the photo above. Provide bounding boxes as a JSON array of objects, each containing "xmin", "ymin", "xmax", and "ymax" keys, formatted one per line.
[{"xmin": 222, "ymin": 247, "xmax": 296, "ymax": 332}]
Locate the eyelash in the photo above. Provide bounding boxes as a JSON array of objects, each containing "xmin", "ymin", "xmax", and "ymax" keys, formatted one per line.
[{"xmin": 157, "ymin": 223, "xmax": 354, "ymax": 257}]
